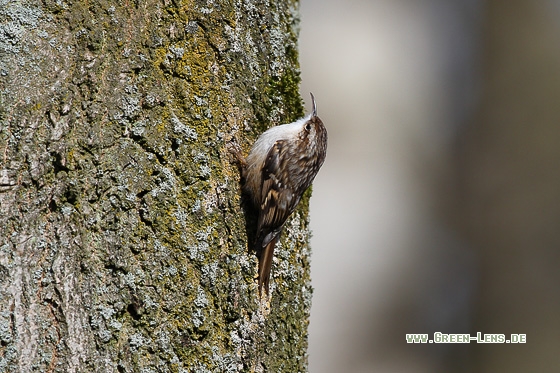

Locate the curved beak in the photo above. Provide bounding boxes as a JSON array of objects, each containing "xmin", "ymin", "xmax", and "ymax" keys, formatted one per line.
[{"xmin": 310, "ymin": 92, "xmax": 317, "ymax": 117}]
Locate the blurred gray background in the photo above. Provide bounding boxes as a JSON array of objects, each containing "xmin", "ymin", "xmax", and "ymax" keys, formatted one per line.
[{"xmin": 299, "ymin": 0, "xmax": 560, "ymax": 372}]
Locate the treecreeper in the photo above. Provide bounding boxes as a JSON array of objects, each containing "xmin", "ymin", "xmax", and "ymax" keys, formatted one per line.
[{"xmin": 231, "ymin": 93, "xmax": 328, "ymax": 296}]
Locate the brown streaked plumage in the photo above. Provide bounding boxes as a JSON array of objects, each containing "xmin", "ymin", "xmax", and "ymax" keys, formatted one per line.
[{"xmin": 238, "ymin": 93, "xmax": 327, "ymax": 295}]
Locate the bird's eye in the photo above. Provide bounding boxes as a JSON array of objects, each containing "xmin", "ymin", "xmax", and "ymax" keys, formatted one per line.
[{"xmin": 305, "ymin": 123, "xmax": 312, "ymax": 131}]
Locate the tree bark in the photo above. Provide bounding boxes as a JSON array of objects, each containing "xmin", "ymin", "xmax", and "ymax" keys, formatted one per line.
[{"xmin": 0, "ymin": 0, "xmax": 312, "ymax": 371}]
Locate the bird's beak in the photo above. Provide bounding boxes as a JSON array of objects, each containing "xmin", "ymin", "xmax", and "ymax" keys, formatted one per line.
[{"xmin": 310, "ymin": 92, "xmax": 317, "ymax": 117}]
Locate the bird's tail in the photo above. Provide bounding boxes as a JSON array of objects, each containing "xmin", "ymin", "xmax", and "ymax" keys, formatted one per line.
[{"xmin": 257, "ymin": 235, "xmax": 278, "ymax": 296}]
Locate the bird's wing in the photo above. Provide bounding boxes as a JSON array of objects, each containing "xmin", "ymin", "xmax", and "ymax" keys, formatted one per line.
[
  {"xmin": 257, "ymin": 140, "xmax": 297, "ymax": 246},
  {"xmin": 255, "ymin": 140, "xmax": 299, "ymax": 295}
]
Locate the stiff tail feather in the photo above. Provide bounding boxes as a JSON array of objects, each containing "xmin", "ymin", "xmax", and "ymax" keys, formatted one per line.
[{"xmin": 257, "ymin": 235, "xmax": 278, "ymax": 296}]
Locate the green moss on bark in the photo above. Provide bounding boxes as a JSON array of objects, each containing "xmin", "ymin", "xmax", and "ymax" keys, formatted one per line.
[{"xmin": 0, "ymin": 0, "xmax": 312, "ymax": 371}]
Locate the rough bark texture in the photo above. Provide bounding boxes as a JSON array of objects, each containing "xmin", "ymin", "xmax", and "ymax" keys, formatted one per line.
[{"xmin": 0, "ymin": 0, "xmax": 312, "ymax": 372}]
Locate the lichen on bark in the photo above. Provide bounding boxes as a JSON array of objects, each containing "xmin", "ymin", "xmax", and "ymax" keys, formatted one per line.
[{"xmin": 0, "ymin": 0, "xmax": 312, "ymax": 372}]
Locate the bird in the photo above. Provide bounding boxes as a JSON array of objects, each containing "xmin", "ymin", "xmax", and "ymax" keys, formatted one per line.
[{"xmin": 232, "ymin": 93, "xmax": 327, "ymax": 295}]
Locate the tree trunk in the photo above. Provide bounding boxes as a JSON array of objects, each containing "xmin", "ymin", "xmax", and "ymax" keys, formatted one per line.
[
  {"xmin": 0, "ymin": 0, "xmax": 312, "ymax": 371},
  {"xmin": 454, "ymin": 1, "xmax": 560, "ymax": 371}
]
